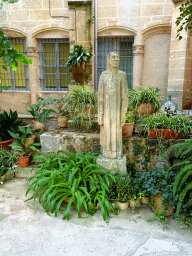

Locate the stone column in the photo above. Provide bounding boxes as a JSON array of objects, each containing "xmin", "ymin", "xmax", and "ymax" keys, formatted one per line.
[
  {"xmin": 132, "ymin": 45, "xmax": 144, "ymax": 90},
  {"xmin": 26, "ymin": 47, "xmax": 39, "ymax": 105}
]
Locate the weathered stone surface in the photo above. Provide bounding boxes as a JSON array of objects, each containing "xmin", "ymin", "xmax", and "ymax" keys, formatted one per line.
[{"xmin": 97, "ymin": 154, "xmax": 127, "ymax": 174}]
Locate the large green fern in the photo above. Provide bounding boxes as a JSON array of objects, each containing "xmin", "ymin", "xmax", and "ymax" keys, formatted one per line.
[{"xmin": 165, "ymin": 139, "xmax": 192, "ymax": 215}]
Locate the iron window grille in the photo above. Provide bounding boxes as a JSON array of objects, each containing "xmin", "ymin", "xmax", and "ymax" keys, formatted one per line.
[
  {"xmin": 0, "ymin": 39, "xmax": 29, "ymax": 91},
  {"xmin": 96, "ymin": 37, "xmax": 133, "ymax": 90},
  {"xmin": 39, "ymin": 39, "xmax": 70, "ymax": 91}
]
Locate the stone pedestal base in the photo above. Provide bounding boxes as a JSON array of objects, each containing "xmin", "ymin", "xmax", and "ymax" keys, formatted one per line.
[{"xmin": 96, "ymin": 154, "xmax": 127, "ymax": 174}]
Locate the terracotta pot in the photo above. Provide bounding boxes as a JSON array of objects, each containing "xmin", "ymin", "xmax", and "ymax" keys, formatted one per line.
[
  {"xmin": 18, "ymin": 154, "xmax": 30, "ymax": 167},
  {"xmin": 137, "ymin": 103, "xmax": 153, "ymax": 115},
  {"xmin": 149, "ymin": 129, "xmax": 183, "ymax": 139},
  {"xmin": 116, "ymin": 201, "xmax": 129, "ymax": 210},
  {"xmin": 57, "ymin": 116, "xmax": 68, "ymax": 128},
  {"xmin": 25, "ymin": 135, "xmax": 36, "ymax": 148},
  {"xmin": 33, "ymin": 121, "xmax": 45, "ymax": 131},
  {"xmin": 151, "ymin": 194, "xmax": 174, "ymax": 216},
  {"xmin": 122, "ymin": 122, "xmax": 134, "ymax": 137},
  {"xmin": 0, "ymin": 138, "xmax": 13, "ymax": 150},
  {"xmin": 129, "ymin": 199, "xmax": 141, "ymax": 208},
  {"xmin": 71, "ymin": 64, "xmax": 91, "ymax": 85},
  {"xmin": 141, "ymin": 196, "xmax": 150, "ymax": 205}
]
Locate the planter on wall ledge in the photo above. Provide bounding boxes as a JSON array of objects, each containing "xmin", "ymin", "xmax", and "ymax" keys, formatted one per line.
[
  {"xmin": 71, "ymin": 63, "xmax": 92, "ymax": 85},
  {"xmin": 151, "ymin": 194, "xmax": 174, "ymax": 216},
  {"xmin": 57, "ymin": 116, "xmax": 68, "ymax": 128},
  {"xmin": 18, "ymin": 154, "xmax": 30, "ymax": 167},
  {"xmin": 25, "ymin": 135, "xmax": 36, "ymax": 148},
  {"xmin": 116, "ymin": 201, "xmax": 129, "ymax": 210},
  {"xmin": 137, "ymin": 103, "xmax": 153, "ymax": 115},
  {"xmin": 122, "ymin": 122, "xmax": 134, "ymax": 137},
  {"xmin": 33, "ymin": 120, "xmax": 45, "ymax": 132},
  {"xmin": 141, "ymin": 196, "xmax": 150, "ymax": 205},
  {"xmin": 149, "ymin": 129, "xmax": 183, "ymax": 139},
  {"xmin": 0, "ymin": 138, "xmax": 13, "ymax": 150}
]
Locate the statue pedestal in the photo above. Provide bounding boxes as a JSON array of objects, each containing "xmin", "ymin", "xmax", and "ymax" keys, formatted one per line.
[{"xmin": 96, "ymin": 155, "xmax": 127, "ymax": 174}]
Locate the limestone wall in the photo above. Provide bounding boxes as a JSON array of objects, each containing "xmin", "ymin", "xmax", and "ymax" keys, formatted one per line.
[{"xmin": 40, "ymin": 131, "xmax": 173, "ymax": 172}]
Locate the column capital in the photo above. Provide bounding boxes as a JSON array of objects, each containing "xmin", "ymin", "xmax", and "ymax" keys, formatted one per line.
[
  {"xmin": 133, "ymin": 45, "xmax": 145, "ymax": 56},
  {"xmin": 25, "ymin": 47, "xmax": 37, "ymax": 58}
]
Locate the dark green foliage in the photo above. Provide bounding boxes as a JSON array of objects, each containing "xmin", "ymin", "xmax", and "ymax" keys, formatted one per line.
[
  {"xmin": 66, "ymin": 45, "xmax": 93, "ymax": 71},
  {"xmin": 0, "ymin": 146, "xmax": 18, "ymax": 178},
  {"xmin": 128, "ymin": 87, "xmax": 162, "ymax": 112},
  {"xmin": 8, "ymin": 126, "xmax": 40, "ymax": 156},
  {"xmin": 23, "ymin": 97, "xmax": 55, "ymax": 123},
  {"xmin": 0, "ymin": 110, "xmax": 24, "ymax": 141},
  {"xmin": 175, "ymin": 0, "xmax": 192, "ymax": 40},
  {"xmin": 26, "ymin": 151, "xmax": 118, "ymax": 225},
  {"xmin": 109, "ymin": 172, "xmax": 132, "ymax": 202},
  {"xmin": 165, "ymin": 139, "xmax": 192, "ymax": 215},
  {"xmin": 132, "ymin": 169, "xmax": 176, "ymax": 208}
]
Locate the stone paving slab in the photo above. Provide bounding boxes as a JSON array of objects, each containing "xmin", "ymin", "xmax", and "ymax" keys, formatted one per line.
[{"xmin": 0, "ymin": 178, "xmax": 192, "ymax": 256}]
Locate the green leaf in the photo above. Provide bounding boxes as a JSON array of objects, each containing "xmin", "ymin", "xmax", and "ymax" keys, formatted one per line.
[
  {"xmin": 0, "ymin": 30, "xmax": 4, "ymax": 39},
  {"xmin": 11, "ymin": 60, "xmax": 18, "ymax": 71},
  {"xmin": 3, "ymin": 54, "xmax": 12, "ymax": 65}
]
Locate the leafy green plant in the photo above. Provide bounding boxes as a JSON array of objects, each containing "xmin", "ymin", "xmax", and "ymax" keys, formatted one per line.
[
  {"xmin": 137, "ymin": 112, "xmax": 192, "ymax": 138},
  {"xmin": 0, "ymin": 110, "xmax": 24, "ymax": 141},
  {"xmin": 9, "ymin": 126, "xmax": 40, "ymax": 156},
  {"xmin": 66, "ymin": 87, "xmax": 97, "ymax": 129},
  {"xmin": 165, "ymin": 139, "xmax": 192, "ymax": 216},
  {"xmin": 66, "ymin": 45, "xmax": 93, "ymax": 71},
  {"xmin": 109, "ymin": 172, "xmax": 132, "ymax": 202},
  {"xmin": 0, "ymin": 146, "xmax": 18, "ymax": 179},
  {"xmin": 128, "ymin": 87, "xmax": 162, "ymax": 112},
  {"xmin": 125, "ymin": 111, "xmax": 134, "ymax": 123},
  {"xmin": 26, "ymin": 151, "xmax": 118, "ymax": 225},
  {"xmin": 23, "ymin": 98, "xmax": 55, "ymax": 123}
]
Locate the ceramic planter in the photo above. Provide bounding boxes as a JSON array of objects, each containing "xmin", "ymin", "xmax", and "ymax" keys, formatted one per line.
[
  {"xmin": 122, "ymin": 122, "xmax": 134, "ymax": 137},
  {"xmin": 137, "ymin": 103, "xmax": 153, "ymax": 115},
  {"xmin": 116, "ymin": 201, "xmax": 129, "ymax": 210},
  {"xmin": 151, "ymin": 194, "xmax": 174, "ymax": 216},
  {"xmin": 33, "ymin": 120, "xmax": 45, "ymax": 131},
  {"xmin": 129, "ymin": 199, "xmax": 141, "ymax": 208},
  {"xmin": 25, "ymin": 135, "xmax": 36, "ymax": 148},
  {"xmin": 149, "ymin": 129, "xmax": 183, "ymax": 139},
  {"xmin": 57, "ymin": 115, "xmax": 68, "ymax": 127},
  {"xmin": 18, "ymin": 154, "xmax": 30, "ymax": 167},
  {"xmin": 0, "ymin": 138, "xmax": 13, "ymax": 150},
  {"xmin": 141, "ymin": 196, "xmax": 150, "ymax": 205},
  {"xmin": 71, "ymin": 64, "xmax": 91, "ymax": 85}
]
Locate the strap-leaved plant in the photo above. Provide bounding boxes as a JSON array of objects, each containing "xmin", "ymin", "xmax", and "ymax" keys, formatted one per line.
[{"xmin": 26, "ymin": 151, "xmax": 118, "ymax": 225}]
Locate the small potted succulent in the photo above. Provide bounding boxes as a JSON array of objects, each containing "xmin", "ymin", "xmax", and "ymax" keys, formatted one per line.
[
  {"xmin": 66, "ymin": 45, "xmax": 93, "ymax": 85},
  {"xmin": 122, "ymin": 111, "xmax": 135, "ymax": 137},
  {"xmin": 128, "ymin": 87, "xmax": 162, "ymax": 115},
  {"xmin": 9, "ymin": 126, "xmax": 40, "ymax": 167}
]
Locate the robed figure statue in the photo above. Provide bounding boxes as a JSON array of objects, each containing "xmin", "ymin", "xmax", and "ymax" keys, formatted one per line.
[{"xmin": 98, "ymin": 52, "xmax": 128, "ymax": 159}]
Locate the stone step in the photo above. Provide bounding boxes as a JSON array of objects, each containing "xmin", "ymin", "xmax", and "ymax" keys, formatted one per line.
[{"xmin": 15, "ymin": 165, "xmax": 39, "ymax": 179}]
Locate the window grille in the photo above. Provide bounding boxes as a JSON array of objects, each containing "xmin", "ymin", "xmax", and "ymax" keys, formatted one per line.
[
  {"xmin": 96, "ymin": 37, "xmax": 133, "ymax": 90},
  {"xmin": 39, "ymin": 39, "xmax": 70, "ymax": 91},
  {"xmin": 0, "ymin": 39, "xmax": 29, "ymax": 90}
]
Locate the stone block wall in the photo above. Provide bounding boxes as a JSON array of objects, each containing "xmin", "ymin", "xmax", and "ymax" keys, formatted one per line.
[{"xmin": 40, "ymin": 131, "xmax": 174, "ymax": 172}]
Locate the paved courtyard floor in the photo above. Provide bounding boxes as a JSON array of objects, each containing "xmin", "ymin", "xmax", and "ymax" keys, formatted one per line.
[{"xmin": 0, "ymin": 178, "xmax": 192, "ymax": 256}]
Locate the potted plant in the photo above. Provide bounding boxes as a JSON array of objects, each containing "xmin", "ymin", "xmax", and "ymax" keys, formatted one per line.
[
  {"xmin": 137, "ymin": 112, "xmax": 192, "ymax": 139},
  {"xmin": 66, "ymin": 45, "xmax": 93, "ymax": 85},
  {"xmin": 122, "ymin": 111, "xmax": 134, "ymax": 137},
  {"xmin": 23, "ymin": 98, "xmax": 55, "ymax": 131},
  {"xmin": 65, "ymin": 87, "xmax": 97, "ymax": 130},
  {"xmin": 9, "ymin": 126, "xmax": 40, "ymax": 167},
  {"xmin": 0, "ymin": 110, "xmax": 24, "ymax": 149},
  {"xmin": 129, "ymin": 192, "xmax": 142, "ymax": 213},
  {"xmin": 109, "ymin": 172, "xmax": 132, "ymax": 210},
  {"xmin": 128, "ymin": 87, "xmax": 162, "ymax": 115},
  {"xmin": 0, "ymin": 146, "xmax": 18, "ymax": 182}
]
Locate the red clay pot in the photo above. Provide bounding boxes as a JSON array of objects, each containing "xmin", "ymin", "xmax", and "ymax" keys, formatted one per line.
[
  {"xmin": 18, "ymin": 154, "xmax": 30, "ymax": 167},
  {"xmin": 122, "ymin": 122, "xmax": 134, "ymax": 137},
  {"xmin": 137, "ymin": 103, "xmax": 153, "ymax": 115},
  {"xmin": 151, "ymin": 194, "xmax": 174, "ymax": 216},
  {"xmin": 0, "ymin": 138, "xmax": 13, "ymax": 150},
  {"xmin": 149, "ymin": 129, "xmax": 183, "ymax": 139}
]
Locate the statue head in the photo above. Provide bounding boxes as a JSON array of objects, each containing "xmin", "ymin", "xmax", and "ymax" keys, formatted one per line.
[{"xmin": 107, "ymin": 51, "xmax": 120, "ymax": 71}]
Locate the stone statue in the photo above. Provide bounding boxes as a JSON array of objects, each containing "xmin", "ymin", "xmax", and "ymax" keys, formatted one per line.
[{"xmin": 98, "ymin": 51, "xmax": 128, "ymax": 159}]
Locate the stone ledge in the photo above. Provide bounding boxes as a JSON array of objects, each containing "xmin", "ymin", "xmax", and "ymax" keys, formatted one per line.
[{"xmin": 15, "ymin": 166, "xmax": 39, "ymax": 179}]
